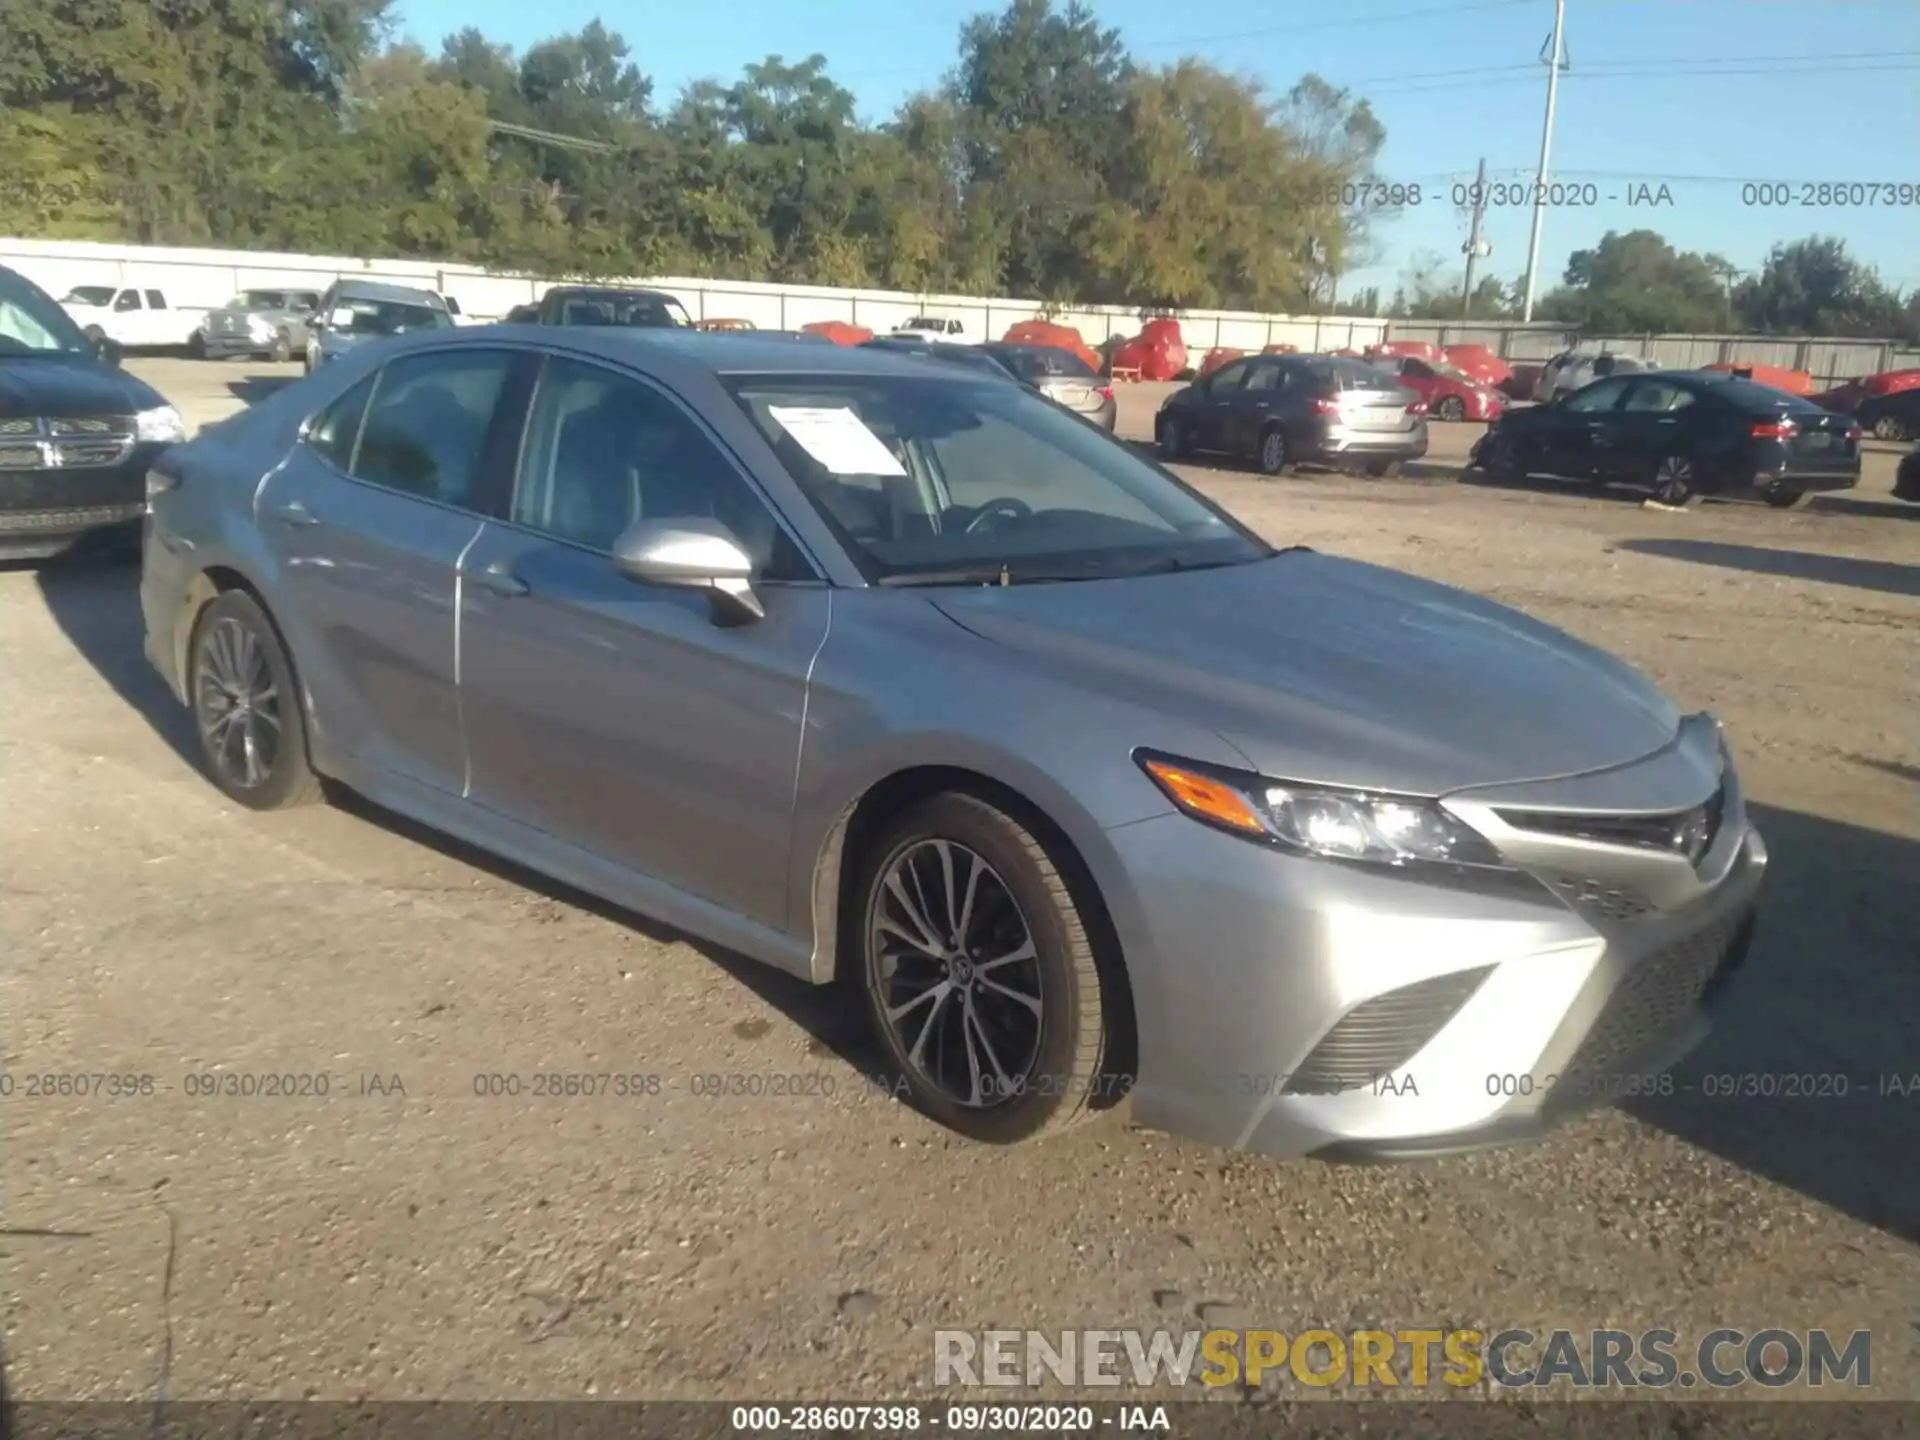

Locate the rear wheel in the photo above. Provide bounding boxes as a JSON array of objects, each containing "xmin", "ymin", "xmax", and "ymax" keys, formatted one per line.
[
  {"xmin": 1763, "ymin": 481, "xmax": 1812, "ymax": 509},
  {"xmin": 1872, "ymin": 413, "xmax": 1908, "ymax": 442},
  {"xmin": 1256, "ymin": 425, "xmax": 1290, "ymax": 476},
  {"xmin": 1650, "ymin": 452, "xmax": 1700, "ymax": 508},
  {"xmin": 1364, "ymin": 458, "xmax": 1401, "ymax": 478},
  {"xmin": 1435, "ymin": 396, "xmax": 1466, "ymax": 422},
  {"xmin": 856, "ymin": 793, "xmax": 1109, "ymax": 1145},
  {"xmin": 188, "ymin": 590, "xmax": 324, "ymax": 811},
  {"xmin": 187, "ymin": 331, "xmax": 207, "ymax": 359}
]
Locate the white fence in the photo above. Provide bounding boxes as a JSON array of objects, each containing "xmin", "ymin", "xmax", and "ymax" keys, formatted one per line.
[{"xmin": 0, "ymin": 236, "xmax": 1391, "ymax": 355}]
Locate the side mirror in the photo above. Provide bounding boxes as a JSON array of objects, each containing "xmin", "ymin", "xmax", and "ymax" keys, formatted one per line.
[
  {"xmin": 92, "ymin": 334, "xmax": 124, "ymax": 368},
  {"xmin": 610, "ymin": 517, "xmax": 764, "ymax": 623}
]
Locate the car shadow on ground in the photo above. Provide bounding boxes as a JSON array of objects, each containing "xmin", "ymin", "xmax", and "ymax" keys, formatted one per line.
[
  {"xmin": 1808, "ymin": 493, "xmax": 1919, "ymax": 521},
  {"xmin": 1456, "ymin": 469, "xmax": 1651, "ymax": 505},
  {"xmin": 228, "ymin": 376, "xmax": 297, "ymax": 405},
  {"xmin": 1616, "ymin": 538, "xmax": 1920, "ymax": 599},
  {"xmin": 29, "ymin": 563, "xmax": 1918, "ymax": 1237},
  {"xmin": 1626, "ymin": 802, "xmax": 1920, "ymax": 1245}
]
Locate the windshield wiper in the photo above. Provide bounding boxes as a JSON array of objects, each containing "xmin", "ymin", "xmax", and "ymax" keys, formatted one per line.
[{"xmin": 879, "ymin": 564, "xmax": 1019, "ymax": 588}]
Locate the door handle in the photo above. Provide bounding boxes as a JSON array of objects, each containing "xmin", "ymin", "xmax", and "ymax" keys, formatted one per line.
[
  {"xmin": 272, "ymin": 501, "xmax": 320, "ymax": 528},
  {"xmin": 471, "ymin": 562, "xmax": 529, "ymax": 598}
]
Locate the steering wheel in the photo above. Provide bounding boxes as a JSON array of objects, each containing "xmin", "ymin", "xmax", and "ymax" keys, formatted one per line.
[{"xmin": 963, "ymin": 497, "xmax": 1034, "ymax": 534}]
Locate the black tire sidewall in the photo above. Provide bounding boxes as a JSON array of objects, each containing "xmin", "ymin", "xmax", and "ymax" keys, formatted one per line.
[
  {"xmin": 1159, "ymin": 416, "xmax": 1184, "ymax": 459},
  {"xmin": 189, "ymin": 591, "xmax": 315, "ymax": 810},
  {"xmin": 856, "ymin": 794, "xmax": 1100, "ymax": 1144},
  {"xmin": 1257, "ymin": 425, "xmax": 1288, "ymax": 475}
]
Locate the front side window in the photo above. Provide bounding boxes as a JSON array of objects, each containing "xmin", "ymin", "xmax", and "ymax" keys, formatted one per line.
[
  {"xmin": 351, "ymin": 349, "xmax": 512, "ymax": 508},
  {"xmin": 1244, "ymin": 359, "xmax": 1284, "ymax": 392},
  {"xmin": 512, "ymin": 357, "xmax": 810, "ymax": 579},
  {"xmin": 0, "ymin": 270, "xmax": 92, "ymax": 355},
  {"xmin": 1622, "ymin": 380, "xmax": 1696, "ymax": 414},
  {"xmin": 306, "ymin": 373, "xmax": 376, "ymax": 471},
  {"xmin": 726, "ymin": 375, "xmax": 1271, "ymax": 583},
  {"xmin": 1209, "ymin": 362, "xmax": 1251, "ymax": 393}
]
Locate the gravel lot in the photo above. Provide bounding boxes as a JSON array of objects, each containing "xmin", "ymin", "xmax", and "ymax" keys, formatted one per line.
[{"xmin": 3, "ymin": 357, "xmax": 1916, "ymax": 1403}]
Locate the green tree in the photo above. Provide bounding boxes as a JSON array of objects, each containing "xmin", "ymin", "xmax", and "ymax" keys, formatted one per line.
[
  {"xmin": 1734, "ymin": 236, "xmax": 1910, "ymax": 339},
  {"xmin": 1535, "ymin": 230, "xmax": 1728, "ymax": 332}
]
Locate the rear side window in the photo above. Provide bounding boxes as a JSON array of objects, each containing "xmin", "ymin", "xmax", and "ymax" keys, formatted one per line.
[
  {"xmin": 1707, "ymin": 378, "xmax": 1824, "ymax": 415},
  {"xmin": 352, "ymin": 349, "xmax": 514, "ymax": 509},
  {"xmin": 306, "ymin": 374, "xmax": 376, "ymax": 470},
  {"xmin": 145, "ymin": 290, "xmax": 167, "ymax": 309}
]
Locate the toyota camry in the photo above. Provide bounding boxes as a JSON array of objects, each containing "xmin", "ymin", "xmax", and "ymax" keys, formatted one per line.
[{"xmin": 141, "ymin": 328, "xmax": 1765, "ymax": 1159}]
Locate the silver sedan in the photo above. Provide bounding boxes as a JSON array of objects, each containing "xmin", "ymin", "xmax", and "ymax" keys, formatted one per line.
[{"xmin": 140, "ymin": 329, "xmax": 1766, "ymax": 1159}]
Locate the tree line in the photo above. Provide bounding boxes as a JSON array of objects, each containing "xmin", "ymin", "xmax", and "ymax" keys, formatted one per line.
[{"xmin": 2, "ymin": 0, "xmax": 1914, "ymax": 340}]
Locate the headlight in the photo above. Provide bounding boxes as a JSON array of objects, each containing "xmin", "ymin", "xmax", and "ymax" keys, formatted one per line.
[
  {"xmin": 1136, "ymin": 751, "xmax": 1508, "ymax": 869},
  {"xmin": 135, "ymin": 405, "xmax": 186, "ymax": 443}
]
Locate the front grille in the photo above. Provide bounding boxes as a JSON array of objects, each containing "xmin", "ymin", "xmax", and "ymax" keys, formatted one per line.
[
  {"xmin": 1551, "ymin": 908, "xmax": 1753, "ymax": 1099},
  {"xmin": 0, "ymin": 503, "xmax": 145, "ymax": 532},
  {"xmin": 1541, "ymin": 871, "xmax": 1657, "ymax": 922},
  {"xmin": 0, "ymin": 445, "xmax": 43, "ymax": 470},
  {"xmin": 0, "ymin": 418, "xmax": 37, "ymax": 438},
  {"xmin": 1499, "ymin": 784, "xmax": 1726, "ymax": 867},
  {"xmin": 1284, "ymin": 967, "xmax": 1493, "ymax": 1095},
  {"xmin": 0, "ymin": 416, "xmax": 138, "ymax": 471}
]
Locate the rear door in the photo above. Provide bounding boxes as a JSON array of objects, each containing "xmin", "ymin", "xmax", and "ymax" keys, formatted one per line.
[
  {"xmin": 1224, "ymin": 357, "xmax": 1286, "ymax": 454},
  {"xmin": 256, "ymin": 345, "xmax": 524, "ymax": 795}
]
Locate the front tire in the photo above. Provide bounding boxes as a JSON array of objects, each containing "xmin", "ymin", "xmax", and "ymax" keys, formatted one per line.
[
  {"xmin": 1256, "ymin": 424, "xmax": 1290, "ymax": 476},
  {"xmin": 856, "ymin": 793, "xmax": 1109, "ymax": 1145},
  {"xmin": 1157, "ymin": 415, "xmax": 1187, "ymax": 461},
  {"xmin": 269, "ymin": 330, "xmax": 292, "ymax": 364},
  {"xmin": 1871, "ymin": 413, "xmax": 1908, "ymax": 442},
  {"xmin": 188, "ymin": 590, "xmax": 324, "ymax": 811}
]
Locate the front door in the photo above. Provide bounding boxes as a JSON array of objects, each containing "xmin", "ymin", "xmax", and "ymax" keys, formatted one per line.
[
  {"xmin": 1609, "ymin": 377, "xmax": 1697, "ymax": 481},
  {"xmin": 456, "ymin": 353, "xmax": 829, "ymax": 933},
  {"xmin": 1542, "ymin": 375, "xmax": 1634, "ymax": 477},
  {"xmin": 257, "ymin": 346, "xmax": 519, "ymax": 794},
  {"xmin": 1193, "ymin": 360, "xmax": 1250, "ymax": 452}
]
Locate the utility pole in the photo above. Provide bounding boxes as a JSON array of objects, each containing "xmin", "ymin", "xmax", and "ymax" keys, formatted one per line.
[
  {"xmin": 1519, "ymin": 0, "xmax": 1568, "ymax": 323},
  {"xmin": 1461, "ymin": 157, "xmax": 1491, "ymax": 318}
]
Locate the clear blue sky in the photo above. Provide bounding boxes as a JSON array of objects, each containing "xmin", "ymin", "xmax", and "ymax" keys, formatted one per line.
[{"xmin": 393, "ymin": 0, "xmax": 1920, "ymax": 302}]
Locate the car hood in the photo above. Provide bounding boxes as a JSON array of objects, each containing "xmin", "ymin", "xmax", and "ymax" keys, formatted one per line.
[
  {"xmin": 929, "ymin": 551, "xmax": 1680, "ymax": 797},
  {"xmin": 0, "ymin": 356, "xmax": 163, "ymax": 418}
]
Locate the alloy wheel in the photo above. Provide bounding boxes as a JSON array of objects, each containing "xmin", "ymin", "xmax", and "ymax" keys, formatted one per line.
[
  {"xmin": 1873, "ymin": 414, "xmax": 1907, "ymax": 442},
  {"xmin": 1437, "ymin": 396, "xmax": 1465, "ymax": 422},
  {"xmin": 1259, "ymin": 428, "xmax": 1288, "ymax": 474},
  {"xmin": 194, "ymin": 616, "xmax": 282, "ymax": 791},
  {"xmin": 867, "ymin": 839, "xmax": 1044, "ymax": 1109},
  {"xmin": 1653, "ymin": 454, "xmax": 1697, "ymax": 506}
]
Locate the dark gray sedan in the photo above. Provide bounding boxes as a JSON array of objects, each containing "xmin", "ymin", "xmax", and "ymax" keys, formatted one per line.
[{"xmin": 141, "ymin": 328, "xmax": 1764, "ymax": 1162}]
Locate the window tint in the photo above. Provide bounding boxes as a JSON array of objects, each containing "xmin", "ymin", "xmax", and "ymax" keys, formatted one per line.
[
  {"xmin": 113, "ymin": 290, "xmax": 140, "ymax": 312},
  {"xmin": 145, "ymin": 290, "xmax": 167, "ymax": 309},
  {"xmin": 306, "ymin": 373, "xmax": 376, "ymax": 471},
  {"xmin": 1622, "ymin": 380, "xmax": 1695, "ymax": 414},
  {"xmin": 513, "ymin": 356, "xmax": 810, "ymax": 579},
  {"xmin": 1563, "ymin": 376, "xmax": 1632, "ymax": 413},
  {"xmin": 352, "ymin": 349, "xmax": 511, "ymax": 508},
  {"xmin": 1244, "ymin": 359, "xmax": 1284, "ymax": 392},
  {"xmin": 1209, "ymin": 362, "xmax": 1251, "ymax": 392}
]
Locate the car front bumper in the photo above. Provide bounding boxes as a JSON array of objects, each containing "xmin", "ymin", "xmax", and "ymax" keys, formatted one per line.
[
  {"xmin": 200, "ymin": 334, "xmax": 272, "ymax": 357},
  {"xmin": 1097, "ymin": 716, "xmax": 1764, "ymax": 1161},
  {"xmin": 0, "ymin": 449, "xmax": 160, "ymax": 560}
]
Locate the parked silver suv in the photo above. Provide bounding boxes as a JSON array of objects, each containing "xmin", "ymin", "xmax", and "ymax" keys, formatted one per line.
[{"xmin": 194, "ymin": 289, "xmax": 322, "ymax": 362}]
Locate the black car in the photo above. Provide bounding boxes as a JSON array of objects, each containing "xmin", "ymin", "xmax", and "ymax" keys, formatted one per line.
[
  {"xmin": 0, "ymin": 264, "xmax": 183, "ymax": 561},
  {"xmin": 1472, "ymin": 370, "xmax": 1862, "ymax": 508},
  {"xmin": 526, "ymin": 286, "xmax": 693, "ymax": 329},
  {"xmin": 1156, "ymin": 353, "xmax": 1428, "ymax": 476},
  {"xmin": 1894, "ymin": 444, "xmax": 1920, "ymax": 504},
  {"xmin": 1858, "ymin": 387, "xmax": 1920, "ymax": 443}
]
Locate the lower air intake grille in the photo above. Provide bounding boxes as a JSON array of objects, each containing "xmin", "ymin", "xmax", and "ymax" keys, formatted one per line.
[
  {"xmin": 1284, "ymin": 967, "xmax": 1493, "ymax": 1095},
  {"xmin": 1551, "ymin": 908, "xmax": 1754, "ymax": 1099}
]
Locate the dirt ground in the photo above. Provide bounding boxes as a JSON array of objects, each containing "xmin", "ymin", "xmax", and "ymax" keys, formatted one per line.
[{"xmin": 2, "ymin": 358, "xmax": 1916, "ymax": 1404}]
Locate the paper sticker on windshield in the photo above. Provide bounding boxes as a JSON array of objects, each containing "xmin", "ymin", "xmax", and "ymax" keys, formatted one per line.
[{"xmin": 767, "ymin": 406, "xmax": 906, "ymax": 477}]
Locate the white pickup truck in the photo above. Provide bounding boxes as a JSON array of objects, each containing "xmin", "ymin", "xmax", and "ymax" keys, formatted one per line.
[{"xmin": 59, "ymin": 284, "xmax": 203, "ymax": 350}]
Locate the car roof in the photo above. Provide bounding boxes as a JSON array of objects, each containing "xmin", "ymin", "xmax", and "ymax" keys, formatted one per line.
[
  {"xmin": 545, "ymin": 285, "xmax": 682, "ymax": 300},
  {"xmin": 428, "ymin": 326, "xmax": 995, "ymax": 380},
  {"xmin": 330, "ymin": 279, "xmax": 443, "ymax": 305}
]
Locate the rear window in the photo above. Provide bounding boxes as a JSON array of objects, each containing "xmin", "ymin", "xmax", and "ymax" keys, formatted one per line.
[
  {"xmin": 993, "ymin": 347, "xmax": 1095, "ymax": 381},
  {"xmin": 1312, "ymin": 358, "xmax": 1398, "ymax": 391},
  {"xmin": 1703, "ymin": 377, "xmax": 1825, "ymax": 414}
]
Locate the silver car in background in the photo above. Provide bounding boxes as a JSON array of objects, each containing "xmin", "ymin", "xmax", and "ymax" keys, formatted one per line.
[
  {"xmin": 194, "ymin": 289, "xmax": 321, "ymax": 362},
  {"xmin": 141, "ymin": 330, "xmax": 1765, "ymax": 1160}
]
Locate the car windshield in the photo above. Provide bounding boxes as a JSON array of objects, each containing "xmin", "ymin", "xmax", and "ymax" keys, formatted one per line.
[
  {"xmin": 555, "ymin": 293, "xmax": 691, "ymax": 328},
  {"xmin": 726, "ymin": 374, "xmax": 1271, "ymax": 583},
  {"xmin": 991, "ymin": 346, "xmax": 1095, "ymax": 382},
  {"xmin": 1, "ymin": 272, "xmax": 93, "ymax": 355},
  {"xmin": 334, "ymin": 301, "xmax": 451, "ymax": 336},
  {"xmin": 62, "ymin": 286, "xmax": 115, "ymax": 307},
  {"xmin": 234, "ymin": 291, "xmax": 291, "ymax": 310}
]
